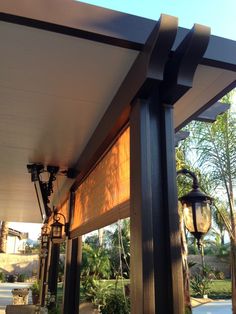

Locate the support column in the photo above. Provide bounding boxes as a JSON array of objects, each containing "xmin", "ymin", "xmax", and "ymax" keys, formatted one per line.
[
  {"xmin": 62, "ymin": 237, "xmax": 72, "ymax": 312},
  {"xmin": 130, "ymin": 95, "xmax": 184, "ymax": 314},
  {"xmin": 40, "ymin": 252, "xmax": 49, "ymax": 306},
  {"xmin": 63, "ymin": 237, "xmax": 82, "ymax": 314},
  {"xmin": 48, "ymin": 242, "xmax": 60, "ymax": 308}
]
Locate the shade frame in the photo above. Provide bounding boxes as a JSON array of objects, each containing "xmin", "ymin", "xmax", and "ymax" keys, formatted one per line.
[{"xmin": 179, "ymin": 187, "xmax": 213, "ymax": 242}]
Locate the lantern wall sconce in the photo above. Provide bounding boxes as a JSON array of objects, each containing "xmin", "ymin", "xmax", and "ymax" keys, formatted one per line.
[
  {"xmin": 177, "ymin": 168, "xmax": 213, "ymax": 250},
  {"xmin": 27, "ymin": 163, "xmax": 78, "ymax": 222},
  {"xmin": 41, "ymin": 225, "xmax": 50, "ymax": 249},
  {"xmin": 40, "ymin": 247, "xmax": 48, "ymax": 259},
  {"xmin": 51, "ymin": 208, "xmax": 69, "ymax": 241}
]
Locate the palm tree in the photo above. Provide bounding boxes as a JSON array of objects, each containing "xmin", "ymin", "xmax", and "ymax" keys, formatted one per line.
[
  {"xmin": 176, "ymin": 147, "xmax": 195, "ymax": 314},
  {"xmin": 0, "ymin": 221, "xmax": 9, "ymax": 253},
  {"xmin": 81, "ymin": 243, "xmax": 111, "ymax": 280},
  {"xmin": 182, "ymin": 91, "xmax": 236, "ymax": 313}
]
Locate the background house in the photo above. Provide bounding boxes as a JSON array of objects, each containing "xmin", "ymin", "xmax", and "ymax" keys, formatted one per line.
[{"xmin": 0, "ymin": 222, "xmax": 28, "ymax": 254}]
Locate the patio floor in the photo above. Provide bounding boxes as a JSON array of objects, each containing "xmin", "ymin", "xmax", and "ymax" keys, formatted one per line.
[
  {"xmin": 192, "ymin": 300, "xmax": 232, "ymax": 313},
  {"xmin": 0, "ymin": 282, "xmax": 32, "ymax": 313}
]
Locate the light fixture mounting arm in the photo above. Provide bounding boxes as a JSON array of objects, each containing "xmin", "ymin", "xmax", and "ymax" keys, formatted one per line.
[{"xmin": 177, "ymin": 168, "xmax": 199, "ymax": 189}]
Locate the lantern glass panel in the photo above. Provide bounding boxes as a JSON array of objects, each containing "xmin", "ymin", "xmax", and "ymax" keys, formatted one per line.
[
  {"xmin": 183, "ymin": 203, "xmax": 195, "ymax": 232},
  {"xmin": 42, "ymin": 235, "xmax": 48, "ymax": 243},
  {"xmin": 52, "ymin": 225, "xmax": 62, "ymax": 238},
  {"xmin": 195, "ymin": 202, "xmax": 211, "ymax": 233},
  {"xmin": 183, "ymin": 201, "xmax": 211, "ymax": 234}
]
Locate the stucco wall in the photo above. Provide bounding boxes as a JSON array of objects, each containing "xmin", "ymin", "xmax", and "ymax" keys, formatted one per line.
[
  {"xmin": 0, "ymin": 253, "xmax": 39, "ymax": 276},
  {"xmin": 188, "ymin": 255, "xmax": 231, "ymax": 278},
  {"xmin": 6, "ymin": 236, "xmax": 27, "ymax": 254}
]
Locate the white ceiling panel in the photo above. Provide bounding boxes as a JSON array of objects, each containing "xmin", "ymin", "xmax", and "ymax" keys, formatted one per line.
[{"xmin": 0, "ymin": 21, "xmax": 138, "ymax": 222}]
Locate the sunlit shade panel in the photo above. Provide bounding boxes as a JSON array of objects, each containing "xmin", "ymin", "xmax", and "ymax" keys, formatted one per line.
[
  {"xmin": 71, "ymin": 128, "xmax": 130, "ymax": 233},
  {"xmin": 58, "ymin": 199, "xmax": 69, "ymax": 223}
]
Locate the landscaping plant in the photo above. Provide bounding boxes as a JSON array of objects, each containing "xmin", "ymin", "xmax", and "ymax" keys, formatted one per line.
[
  {"xmin": 190, "ymin": 264, "xmax": 213, "ymax": 297},
  {"xmin": 0, "ymin": 272, "xmax": 5, "ymax": 282},
  {"xmin": 100, "ymin": 291, "xmax": 130, "ymax": 314}
]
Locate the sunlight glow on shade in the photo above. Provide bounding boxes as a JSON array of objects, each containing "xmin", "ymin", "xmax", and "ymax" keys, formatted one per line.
[{"xmin": 72, "ymin": 128, "xmax": 130, "ymax": 230}]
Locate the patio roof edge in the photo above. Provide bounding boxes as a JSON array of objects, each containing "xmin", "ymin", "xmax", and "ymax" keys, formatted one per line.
[
  {"xmin": 0, "ymin": 12, "xmax": 143, "ymax": 51},
  {"xmin": 175, "ymin": 79, "xmax": 236, "ymax": 132},
  {"xmin": 1, "ymin": 2, "xmax": 236, "ymax": 69}
]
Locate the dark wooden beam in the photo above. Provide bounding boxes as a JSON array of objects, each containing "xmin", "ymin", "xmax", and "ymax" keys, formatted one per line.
[
  {"xmin": 129, "ymin": 22, "xmax": 211, "ymax": 314},
  {"xmin": 0, "ymin": 11, "xmax": 143, "ymax": 51},
  {"xmin": 175, "ymin": 80, "xmax": 236, "ymax": 131},
  {"xmin": 62, "ymin": 238, "xmax": 72, "ymax": 313},
  {"xmin": 162, "ymin": 24, "xmax": 210, "ymax": 105},
  {"xmin": 174, "ymin": 130, "xmax": 190, "ymax": 146},
  {"xmin": 63, "ymin": 237, "xmax": 82, "ymax": 314},
  {"xmin": 39, "ymin": 252, "xmax": 49, "ymax": 307},
  {"xmin": 130, "ymin": 99, "xmax": 156, "ymax": 313},
  {"xmin": 194, "ymin": 101, "xmax": 230, "ymax": 122},
  {"xmin": 1, "ymin": 2, "xmax": 235, "ymax": 71},
  {"xmin": 74, "ymin": 237, "xmax": 82, "ymax": 314},
  {"xmin": 71, "ymin": 14, "xmax": 178, "ymax": 190},
  {"xmin": 48, "ymin": 243, "xmax": 60, "ymax": 309},
  {"xmin": 130, "ymin": 95, "xmax": 185, "ymax": 314}
]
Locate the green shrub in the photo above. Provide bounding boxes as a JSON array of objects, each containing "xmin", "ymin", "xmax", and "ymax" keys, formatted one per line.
[
  {"xmin": 7, "ymin": 274, "xmax": 17, "ymax": 283},
  {"xmin": 82, "ymin": 278, "xmax": 130, "ymax": 313},
  {"xmin": 82, "ymin": 278, "xmax": 112, "ymax": 305},
  {"xmin": 30, "ymin": 281, "xmax": 40, "ymax": 295},
  {"xmin": 48, "ymin": 306, "xmax": 60, "ymax": 314},
  {"xmin": 100, "ymin": 292, "xmax": 130, "ymax": 314},
  {"xmin": 17, "ymin": 273, "xmax": 27, "ymax": 282},
  {"xmin": 191, "ymin": 273, "xmax": 212, "ymax": 297},
  {"xmin": 214, "ymin": 270, "xmax": 225, "ymax": 280},
  {"xmin": 208, "ymin": 280, "xmax": 231, "ymax": 299},
  {"xmin": 0, "ymin": 272, "xmax": 5, "ymax": 282},
  {"xmin": 190, "ymin": 264, "xmax": 213, "ymax": 297},
  {"xmin": 185, "ymin": 307, "xmax": 192, "ymax": 314}
]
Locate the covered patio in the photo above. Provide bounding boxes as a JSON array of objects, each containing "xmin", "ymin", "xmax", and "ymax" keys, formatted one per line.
[{"xmin": 0, "ymin": 1, "xmax": 236, "ymax": 313}]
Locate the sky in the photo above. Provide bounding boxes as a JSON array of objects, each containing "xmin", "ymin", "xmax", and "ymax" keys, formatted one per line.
[
  {"xmin": 79, "ymin": 0, "xmax": 236, "ymax": 41},
  {"xmin": 9, "ymin": 222, "xmax": 41, "ymax": 241}
]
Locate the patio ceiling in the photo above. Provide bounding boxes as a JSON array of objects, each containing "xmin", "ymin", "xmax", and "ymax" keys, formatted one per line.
[{"xmin": 0, "ymin": 1, "xmax": 235, "ymax": 223}]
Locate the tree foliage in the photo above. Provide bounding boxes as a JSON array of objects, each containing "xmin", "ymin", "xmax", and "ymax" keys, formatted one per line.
[
  {"xmin": 82, "ymin": 219, "xmax": 130, "ymax": 280},
  {"xmin": 179, "ymin": 90, "xmax": 236, "ymax": 313}
]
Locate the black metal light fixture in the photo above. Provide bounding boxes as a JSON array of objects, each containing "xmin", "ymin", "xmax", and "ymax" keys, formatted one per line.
[
  {"xmin": 41, "ymin": 225, "xmax": 50, "ymax": 249},
  {"xmin": 27, "ymin": 164, "xmax": 78, "ymax": 222},
  {"xmin": 177, "ymin": 169, "xmax": 213, "ymax": 249},
  {"xmin": 40, "ymin": 247, "xmax": 48, "ymax": 259},
  {"xmin": 51, "ymin": 208, "xmax": 69, "ymax": 242}
]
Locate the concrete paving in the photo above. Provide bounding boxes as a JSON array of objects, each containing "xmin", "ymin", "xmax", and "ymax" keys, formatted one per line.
[
  {"xmin": 0, "ymin": 282, "xmax": 32, "ymax": 314},
  {"xmin": 193, "ymin": 300, "xmax": 232, "ymax": 314}
]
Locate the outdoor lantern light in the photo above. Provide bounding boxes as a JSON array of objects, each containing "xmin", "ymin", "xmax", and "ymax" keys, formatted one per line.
[
  {"xmin": 40, "ymin": 247, "xmax": 48, "ymax": 259},
  {"xmin": 41, "ymin": 225, "xmax": 50, "ymax": 248},
  {"xmin": 51, "ymin": 208, "xmax": 69, "ymax": 242},
  {"xmin": 177, "ymin": 169, "xmax": 213, "ymax": 249},
  {"xmin": 51, "ymin": 219, "xmax": 63, "ymax": 240}
]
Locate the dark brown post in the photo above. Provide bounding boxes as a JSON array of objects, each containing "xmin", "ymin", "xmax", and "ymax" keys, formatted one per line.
[
  {"xmin": 62, "ymin": 237, "xmax": 72, "ymax": 312},
  {"xmin": 130, "ymin": 95, "xmax": 184, "ymax": 314},
  {"xmin": 39, "ymin": 238, "xmax": 51, "ymax": 307},
  {"xmin": 63, "ymin": 237, "xmax": 82, "ymax": 314},
  {"xmin": 48, "ymin": 242, "xmax": 60, "ymax": 309},
  {"xmin": 40, "ymin": 251, "xmax": 50, "ymax": 306}
]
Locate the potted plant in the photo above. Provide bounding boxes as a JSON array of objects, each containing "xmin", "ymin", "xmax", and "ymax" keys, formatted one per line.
[{"xmin": 30, "ymin": 281, "xmax": 40, "ymax": 305}]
